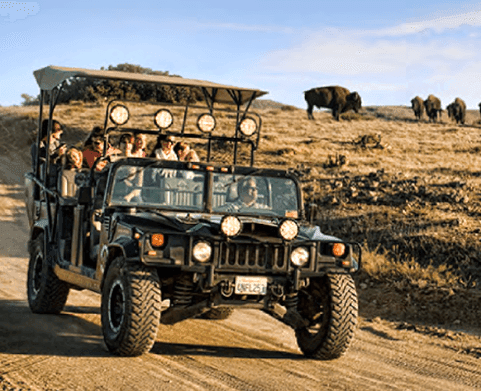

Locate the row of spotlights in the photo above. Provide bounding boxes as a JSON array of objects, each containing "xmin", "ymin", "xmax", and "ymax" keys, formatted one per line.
[
  {"xmin": 220, "ymin": 215, "xmax": 299, "ymax": 241},
  {"xmin": 109, "ymin": 105, "xmax": 258, "ymax": 137}
]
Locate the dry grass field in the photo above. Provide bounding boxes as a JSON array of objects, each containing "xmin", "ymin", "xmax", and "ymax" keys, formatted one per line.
[{"xmin": 1, "ymin": 101, "xmax": 481, "ymax": 332}]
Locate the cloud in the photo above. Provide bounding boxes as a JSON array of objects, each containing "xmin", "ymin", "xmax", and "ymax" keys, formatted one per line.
[
  {"xmin": 0, "ymin": 2, "xmax": 39, "ymax": 22},
  {"xmin": 375, "ymin": 10, "xmax": 481, "ymax": 36},
  {"xmin": 262, "ymin": 33, "xmax": 475, "ymax": 77}
]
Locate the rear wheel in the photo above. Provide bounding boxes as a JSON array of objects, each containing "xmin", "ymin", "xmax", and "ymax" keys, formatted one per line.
[
  {"xmin": 295, "ymin": 274, "xmax": 357, "ymax": 360},
  {"xmin": 27, "ymin": 232, "xmax": 70, "ymax": 314},
  {"xmin": 101, "ymin": 257, "xmax": 161, "ymax": 356}
]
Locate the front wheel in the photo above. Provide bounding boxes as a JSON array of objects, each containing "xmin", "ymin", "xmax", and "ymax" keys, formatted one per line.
[
  {"xmin": 295, "ymin": 274, "xmax": 358, "ymax": 360},
  {"xmin": 27, "ymin": 232, "xmax": 70, "ymax": 314},
  {"xmin": 101, "ymin": 257, "xmax": 161, "ymax": 356}
]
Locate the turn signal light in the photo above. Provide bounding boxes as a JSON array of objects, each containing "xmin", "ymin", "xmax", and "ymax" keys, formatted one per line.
[
  {"xmin": 342, "ymin": 259, "xmax": 352, "ymax": 268},
  {"xmin": 151, "ymin": 234, "xmax": 165, "ymax": 247},
  {"xmin": 332, "ymin": 243, "xmax": 346, "ymax": 257}
]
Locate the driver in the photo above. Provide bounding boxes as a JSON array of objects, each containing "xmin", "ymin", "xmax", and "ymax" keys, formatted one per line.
[{"xmin": 224, "ymin": 177, "xmax": 267, "ymax": 212}]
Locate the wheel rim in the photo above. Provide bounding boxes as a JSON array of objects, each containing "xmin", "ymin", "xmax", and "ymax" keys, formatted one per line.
[
  {"xmin": 305, "ymin": 294, "xmax": 329, "ymax": 337},
  {"xmin": 108, "ymin": 279, "xmax": 125, "ymax": 334},
  {"xmin": 298, "ymin": 285, "xmax": 330, "ymax": 341},
  {"xmin": 31, "ymin": 253, "xmax": 43, "ymax": 297}
]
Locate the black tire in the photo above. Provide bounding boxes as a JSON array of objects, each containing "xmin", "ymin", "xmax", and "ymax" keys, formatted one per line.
[
  {"xmin": 201, "ymin": 307, "xmax": 234, "ymax": 320},
  {"xmin": 101, "ymin": 257, "xmax": 161, "ymax": 356},
  {"xmin": 295, "ymin": 274, "xmax": 358, "ymax": 360},
  {"xmin": 27, "ymin": 232, "xmax": 70, "ymax": 314}
]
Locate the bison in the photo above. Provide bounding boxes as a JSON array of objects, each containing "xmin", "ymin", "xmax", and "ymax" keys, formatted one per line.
[
  {"xmin": 423, "ymin": 94, "xmax": 442, "ymax": 123},
  {"xmin": 478, "ymin": 102, "xmax": 481, "ymax": 118},
  {"xmin": 447, "ymin": 97, "xmax": 466, "ymax": 125},
  {"xmin": 304, "ymin": 86, "xmax": 362, "ymax": 121},
  {"xmin": 410, "ymin": 96, "xmax": 424, "ymax": 121}
]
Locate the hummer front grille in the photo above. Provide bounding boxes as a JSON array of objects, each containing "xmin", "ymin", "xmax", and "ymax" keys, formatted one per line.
[{"xmin": 217, "ymin": 242, "xmax": 288, "ymax": 272}]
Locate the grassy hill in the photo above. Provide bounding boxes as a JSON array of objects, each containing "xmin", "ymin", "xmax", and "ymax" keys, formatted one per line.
[{"xmin": 1, "ymin": 101, "xmax": 480, "ymax": 331}]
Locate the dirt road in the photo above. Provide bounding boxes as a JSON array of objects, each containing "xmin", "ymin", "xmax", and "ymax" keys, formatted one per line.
[{"xmin": 0, "ymin": 158, "xmax": 480, "ymax": 390}]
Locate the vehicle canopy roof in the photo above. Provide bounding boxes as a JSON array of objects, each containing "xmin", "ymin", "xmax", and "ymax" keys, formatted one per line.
[{"xmin": 33, "ymin": 65, "xmax": 268, "ymax": 106}]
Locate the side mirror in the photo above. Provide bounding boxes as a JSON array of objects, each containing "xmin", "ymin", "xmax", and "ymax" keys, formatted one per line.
[{"xmin": 78, "ymin": 186, "xmax": 92, "ymax": 205}]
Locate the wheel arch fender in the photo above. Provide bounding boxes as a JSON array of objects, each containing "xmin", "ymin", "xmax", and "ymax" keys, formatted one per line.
[
  {"xmin": 28, "ymin": 222, "xmax": 48, "ymax": 255},
  {"xmin": 100, "ymin": 238, "xmax": 138, "ymax": 290}
]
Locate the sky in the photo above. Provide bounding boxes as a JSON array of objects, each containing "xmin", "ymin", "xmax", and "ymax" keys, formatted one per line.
[{"xmin": 2, "ymin": 0, "xmax": 481, "ymax": 109}]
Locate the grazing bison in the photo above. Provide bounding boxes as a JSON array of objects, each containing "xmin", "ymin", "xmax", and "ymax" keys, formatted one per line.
[
  {"xmin": 447, "ymin": 97, "xmax": 466, "ymax": 125},
  {"xmin": 423, "ymin": 94, "xmax": 442, "ymax": 123},
  {"xmin": 446, "ymin": 103, "xmax": 455, "ymax": 120},
  {"xmin": 304, "ymin": 86, "xmax": 362, "ymax": 121},
  {"xmin": 410, "ymin": 96, "xmax": 424, "ymax": 121}
]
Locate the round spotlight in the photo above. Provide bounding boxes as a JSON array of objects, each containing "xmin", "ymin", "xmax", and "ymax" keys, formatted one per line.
[
  {"xmin": 110, "ymin": 105, "xmax": 129, "ymax": 126},
  {"xmin": 154, "ymin": 109, "xmax": 173, "ymax": 129},
  {"xmin": 220, "ymin": 215, "xmax": 242, "ymax": 237},
  {"xmin": 193, "ymin": 241, "xmax": 212, "ymax": 263},
  {"xmin": 332, "ymin": 243, "xmax": 346, "ymax": 257},
  {"xmin": 279, "ymin": 219, "xmax": 299, "ymax": 241},
  {"xmin": 239, "ymin": 117, "xmax": 257, "ymax": 137},
  {"xmin": 197, "ymin": 113, "xmax": 216, "ymax": 133},
  {"xmin": 291, "ymin": 247, "xmax": 309, "ymax": 267}
]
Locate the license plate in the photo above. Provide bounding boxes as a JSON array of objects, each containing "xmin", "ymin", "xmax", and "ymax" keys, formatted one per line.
[{"xmin": 234, "ymin": 276, "xmax": 267, "ymax": 295}]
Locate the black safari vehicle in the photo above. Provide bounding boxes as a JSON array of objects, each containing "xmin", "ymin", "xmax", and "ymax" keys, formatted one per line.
[{"xmin": 25, "ymin": 66, "xmax": 361, "ymax": 359}]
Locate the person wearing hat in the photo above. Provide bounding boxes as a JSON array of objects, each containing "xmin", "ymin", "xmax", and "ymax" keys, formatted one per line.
[{"xmin": 151, "ymin": 134, "xmax": 178, "ymax": 160}]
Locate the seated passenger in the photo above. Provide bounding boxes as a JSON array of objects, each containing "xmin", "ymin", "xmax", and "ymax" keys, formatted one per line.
[
  {"xmin": 132, "ymin": 134, "xmax": 147, "ymax": 157},
  {"xmin": 118, "ymin": 133, "xmax": 135, "ymax": 157},
  {"xmin": 150, "ymin": 135, "xmax": 177, "ymax": 179},
  {"xmin": 59, "ymin": 147, "xmax": 84, "ymax": 198},
  {"xmin": 82, "ymin": 134, "xmax": 105, "ymax": 170},
  {"xmin": 151, "ymin": 135, "xmax": 178, "ymax": 160},
  {"xmin": 82, "ymin": 129, "xmax": 120, "ymax": 172},
  {"xmin": 65, "ymin": 147, "xmax": 83, "ymax": 170},
  {"xmin": 31, "ymin": 119, "xmax": 67, "ymax": 169},
  {"xmin": 174, "ymin": 141, "xmax": 200, "ymax": 162}
]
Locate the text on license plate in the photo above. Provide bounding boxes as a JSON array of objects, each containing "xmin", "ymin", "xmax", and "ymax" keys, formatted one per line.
[{"xmin": 234, "ymin": 276, "xmax": 268, "ymax": 295}]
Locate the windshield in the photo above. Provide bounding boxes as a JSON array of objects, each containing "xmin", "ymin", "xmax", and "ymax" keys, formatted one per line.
[{"xmin": 108, "ymin": 165, "xmax": 299, "ymax": 217}]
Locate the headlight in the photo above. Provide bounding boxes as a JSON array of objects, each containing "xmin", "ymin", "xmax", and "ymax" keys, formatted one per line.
[
  {"xmin": 197, "ymin": 113, "xmax": 216, "ymax": 133},
  {"xmin": 239, "ymin": 117, "xmax": 257, "ymax": 137},
  {"xmin": 220, "ymin": 215, "xmax": 242, "ymax": 237},
  {"xmin": 110, "ymin": 105, "xmax": 129, "ymax": 125},
  {"xmin": 291, "ymin": 247, "xmax": 309, "ymax": 267},
  {"xmin": 193, "ymin": 241, "xmax": 212, "ymax": 263},
  {"xmin": 332, "ymin": 243, "xmax": 346, "ymax": 257},
  {"xmin": 279, "ymin": 219, "xmax": 299, "ymax": 241},
  {"xmin": 154, "ymin": 109, "xmax": 173, "ymax": 129}
]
